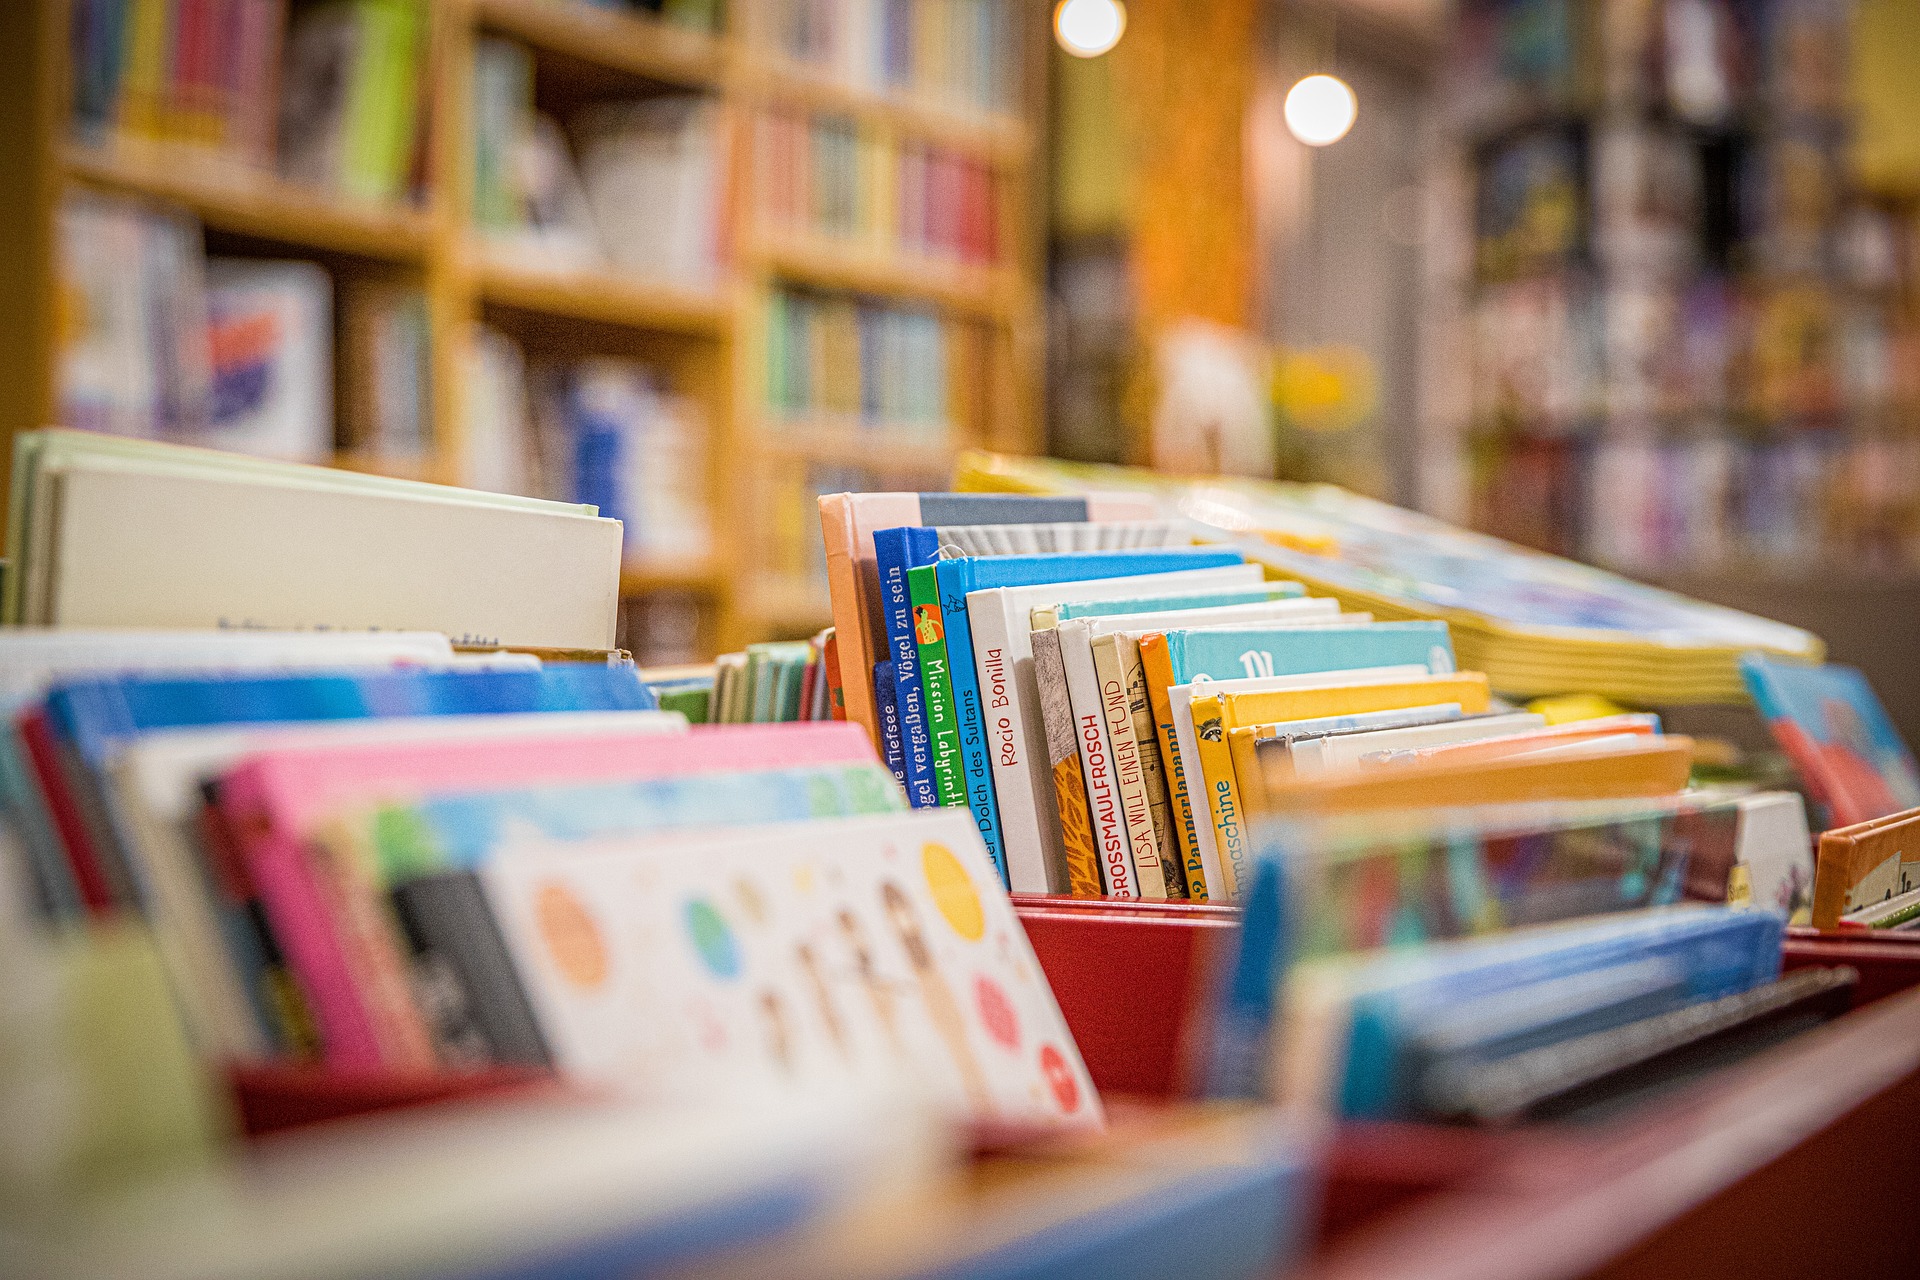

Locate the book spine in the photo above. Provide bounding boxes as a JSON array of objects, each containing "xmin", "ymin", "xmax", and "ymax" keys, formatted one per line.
[
  {"xmin": 1121, "ymin": 634, "xmax": 1184, "ymax": 897},
  {"xmin": 824, "ymin": 629, "xmax": 847, "ymax": 720},
  {"xmin": 1190, "ymin": 692, "xmax": 1248, "ymax": 900},
  {"xmin": 17, "ymin": 711, "xmax": 117, "ymax": 915},
  {"xmin": 971, "ymin": 584, "xmax": 1062, "ymax": 894},
  {"xmin": 220, "ymin": 773, "xmax": 389, "ymax": 1068},
  {"xmin": 817, "ymin": 494, "xmax": 878, "ymax": 743},
  {"xmin": 909, "ymin": 563, "xmax": 968, "ymax": 807},
  {"xmin": 1060, "ymin": 620, "xmax": 1136, "ymax": 897},
  {"xmin": 1228, "ymin": 727, "xmax": 1267, "ymax": 823},
  {"xmin": 874, "ymin": 526, "xmax": 940, "ymax": 807},
  {"xmin": 1093, "ymin": 633, "xmax": 1168, "ymax": 898},
  {"xmin": 306, "ymin": 825, "xmax": 438, "ymax": 1069},
  {"xmin": 392, "ymin": 872, "xmax": 554, "ymax": 1068},
  {"xmin": 1033, "ymin": 627, "xmax": 1102, "ymax": 897},
  {"xmin": 873, "ymin": 659, "xmax": 908, "ymax": 791},
  {"xmin": 934, "ymin": 559, "xmax": 1008, "ymax": 884},
  {"xmin": 1140, "ymin": 636, "xmax": 1209, "ymax": 901}
]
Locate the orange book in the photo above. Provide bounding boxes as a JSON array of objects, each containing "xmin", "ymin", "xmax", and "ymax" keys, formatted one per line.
[{"xmin": 1811, "ymin": 806, "xmax": 1920, "ymax": 930}]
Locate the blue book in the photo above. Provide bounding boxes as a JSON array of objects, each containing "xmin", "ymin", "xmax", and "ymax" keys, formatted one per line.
[
  {"xmin": 935, "ymin": 547, "xmax": 1248, "ymax": 883},
  {"xmin": 873, "ymin": 526, "xmax": 942, "ymax": 808},
  {"xmin": 1164, "ymin": 621, "xmax": 1457, "ymax": 684},
  {"xmin": 46, "ymin": 666, "xmax": 658, "ymax": 770},
  {"xmin": 873, "ymin": 659, "xmax": 907, "ymax": 790},
  {"xmin": 1052, "ymin": 584, "xmax": 1304, "ymax": 622},
  {"xmin": 1337, "ymin": 908, "xmax": 1782, "ymax": 1119}
]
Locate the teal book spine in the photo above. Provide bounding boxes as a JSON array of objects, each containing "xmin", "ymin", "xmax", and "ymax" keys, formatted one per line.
[{"xmin": 908, "ymin": 563, "xmax": 967, "ymax": 807}]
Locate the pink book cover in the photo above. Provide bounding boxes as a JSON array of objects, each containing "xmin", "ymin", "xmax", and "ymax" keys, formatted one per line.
[{"xmin": 219, "ymin": 722, "xmax": 881, "ymax": 1064}]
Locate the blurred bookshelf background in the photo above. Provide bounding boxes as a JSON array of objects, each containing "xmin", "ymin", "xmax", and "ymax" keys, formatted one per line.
[{"xmin": 2, "ymin": 0, "xmax": 1917, "ymax": 727}]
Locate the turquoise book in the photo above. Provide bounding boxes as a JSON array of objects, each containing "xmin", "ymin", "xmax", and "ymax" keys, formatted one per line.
[
  {"xmin": 1164, "ymin": 621, "xmax": 1455, "ymax": 684},
  {"xmin": 934, "ymin": 546, "xmax": 1248, "ymax": 882}
]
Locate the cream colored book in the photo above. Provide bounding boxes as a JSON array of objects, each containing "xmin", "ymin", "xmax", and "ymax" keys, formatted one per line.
[
  {"xmin": 39, "ymin": 463, "xmax": 623, "ymax": 648},
  {"xmin": 1090, "ymin": 632, "xmax": 1172, "ymax": 898}
]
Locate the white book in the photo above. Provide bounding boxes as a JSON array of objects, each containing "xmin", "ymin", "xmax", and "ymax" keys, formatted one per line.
[
  {"xmin": 37, "ymin": 464, "xmax": 622, "ymax": 648},
  {"xmin": 1056, "ymin": 618, "xmax": 1140, "ymax": 897},
  {"xmin": 1170, "ymin": 667, "xmax": 1436, "ymax": 896},
  {"xmin": 1292, "ymin": 711, "xmax": 1547, "ymax": 776},
  {"xmin": 1730, "ymin": 790, "xmax": 1813, "ymax": 917},
  {"xmin": 105, "ymin": 711, "xmax": 687, "ymax": 1060},
  {"xmin": 939, "ymin": 520, "xmax": 1185, "ymax": 556},
  {"xmin": 965, "ymin": 564, "xmax": 1264, "ymax": 893}
]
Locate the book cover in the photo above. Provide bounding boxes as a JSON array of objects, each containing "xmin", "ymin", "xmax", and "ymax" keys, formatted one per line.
[
  {"xmin": 1138, "ymin": 635, "xmax": 1210, "ymax": 901},
  {"xmin": 1088, "ymin": 629, "xmax": 1167, "ymax": 898},
  {"xmin": 1032, "ymin": 627, "xmax": 1101, "ymax": 897},
  {"xmin": 874, "ymin": 526, "xmax": 942, "ymax": 806},
  {"xmin": 481, "ymin": 808, "xmax": 1103, "ymax": 1129},
  {"xmin": 908, "ymin": 563, "xmax": 968, "ymax": 807},
  {"xmin": 1164, "ymin": 620, "xmax": 1456, "ymax": 685},
  {"xmin": 1741, "ymin": 655, "xmax": 1920, "ymax": 829},
  {"xmin": 1811, "ymin": 807, "xmax": 1920, "ymax": 929},
  {"xmin": 1048, "ymin": 583, "xmax": 1305, "ymax": 625},
  {"xmin": 1057, "ymin": 619, "xmax": 1136, "ymax": 898}
]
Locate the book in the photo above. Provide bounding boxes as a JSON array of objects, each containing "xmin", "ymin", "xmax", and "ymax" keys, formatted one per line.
[
  {"xmin": 1741, "ymin": 655, "xmax": 1920, "ymax": 828},
  {"xmin": 1055, "ymin": 618, "xmax": 1138, "ymax": 898},
  {"xmin": 873, "ymin": 658, "xmax": 907, "ymax": 789},
  {"xmin": 1271, "ymin": 906, "xmax": 1784, "ymax": 1118},
  {"xmin": 908, "ymin": 563, "xmax": 968, "ymax": 807},
  {"xmin": 947, "ymin": 554, "xmax": 1255, "ymax": 892},
  {"xmin": 337, "ymin": 278, "xmax": 432, "ymax": 460},
  {"xmin": 198, "ymin": 259, "xmax": 333, "ymax": 462},
  {"xmin": 1093, "ymin": 632, "xmax": 1183, "ymax": 898},
  {"xmin": 278, "ymin": 0, "xmax": 424, "ymax": 204},
  {"xmin": 1280, "ymin": 710, "xmax": 1549, "ymax": 777},
  {"xmin": 1031, "ymin": 627, "xmax": 1101, "ymax": 897},
  {"xmin": 816, "ymin": 491, "xmax": 1158, "ymax": 745},
  {"xmin": 9, "ymin": 430, "xmax": 623, "ymax": 647},
  {"xmin": 577, "ymin": 96, "xmax": 727, "ymax": 287},
  {"xmin": 1045, "ymin": 583, "xmax": 1307, "ymax": 625},
  {"xmin": 1811, "ymin": 806, "xmax": 1920, "ymax": 929},
  {"xmin": 481, "ymin": 808, "xmax": 1102, "ymax": 1129},
  {"xmin": 873, "ymin": 527, "xmax": 942, "ymax": 807}
]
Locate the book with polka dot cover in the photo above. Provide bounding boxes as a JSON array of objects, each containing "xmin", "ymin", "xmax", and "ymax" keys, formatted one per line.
[{"xmin": 480, "ymin": 807, "xmax": 1104, "ymax": 1132}]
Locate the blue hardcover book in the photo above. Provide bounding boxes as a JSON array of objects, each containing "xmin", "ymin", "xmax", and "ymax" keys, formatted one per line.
[
  {"xmin": 872, "ymin": 659, "xmax": 907, "ymax": 789},
  {"xmin": 935, "ymin": 547, "xmax": 1249, "ymax": 882},
  {"xmin": 873, "ymin": 526, "xmax": 942, "ymax": 807},
  {"xmin": 1164, "ymin": 621, "xmax": 1457, "ymax": 684},
  {"xmin": 1336, "ymin": 907, "xmax": 1782, "ymax": 1119},
  {"xmin": 46, "ymin": 666, "xmax": 658, "ymax": 770}
]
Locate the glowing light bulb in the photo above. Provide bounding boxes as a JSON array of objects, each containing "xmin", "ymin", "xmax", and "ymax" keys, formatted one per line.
[
  {"xmin": 1284, "ymin": 74, "xmax": 1357, "ymax": 146},
  {"xmin": 1055, "ymin": 0, "xmax": 1125, "ymax": 58}
]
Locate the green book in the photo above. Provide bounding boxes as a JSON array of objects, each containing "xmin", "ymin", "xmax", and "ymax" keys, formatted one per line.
[
  {"xmin": 908, "ymin": 563, "xmax": 968, "ymax": 807},
  {"xmin": 655, "ymin": 684, "xmax": 712, "ymax": 724}
]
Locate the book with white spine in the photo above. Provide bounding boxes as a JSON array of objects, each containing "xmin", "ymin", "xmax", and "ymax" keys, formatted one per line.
[{"xmin": 1057, "ymin": 618, "xmax": 1142, "ymax": 897}]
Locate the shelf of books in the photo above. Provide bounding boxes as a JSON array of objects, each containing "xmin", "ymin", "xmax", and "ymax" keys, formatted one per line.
[
  {"xmin": 4, "ymin": 0, "xmax": 1043, "ymax": 663},
  {"xmin": 12, "ymin": 433, "xmax": 1920, "ymax": 1276}
]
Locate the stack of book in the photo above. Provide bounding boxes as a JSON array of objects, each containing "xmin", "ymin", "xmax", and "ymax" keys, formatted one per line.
[
  {"xmin": 759, "ymin": 0, "xmax": 1021, "ymax": 118},
  {"xmin": 766, "ymin": 289, "xmax": 974, "ymax": 437},
  {"xmin": 472, "ymin": 39, "xmax": 727, "ymax": 288},
  {"xmin": 955, "ymin": 451, "xmax": 1826, "ymax": 705},
  {"xmin": 755, "ymin": 109, "xmax": 1001, "ymax": 267},
  {"xmin": 71, "ymin": 0, "xmax": 427, "ymax": 206}
]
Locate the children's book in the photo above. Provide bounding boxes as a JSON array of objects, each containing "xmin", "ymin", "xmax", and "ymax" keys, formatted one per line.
[
  {"xmin": 1811, "ymin": 806, "xmax": 1920, "ymax": 929},
  {"xmin": 1741, "ymin": 655, "xmax": 1920, "ymax": 828},
  {"xmin": 482, "ymin": 808, "xmax": 1104, "ymax": 1129},
  {"xmin": 873, "ymin": 527, "xmax": 942, "ymax": 806},
  {"xmin": 908, "ymin": 563, "xmax": 968, "ymax": 808}
]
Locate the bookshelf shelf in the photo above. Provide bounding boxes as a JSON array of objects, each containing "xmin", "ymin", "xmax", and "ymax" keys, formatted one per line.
[
  {"xmin": 756, "ymin": 424, "xmax": 956, "ymax": 473},
  {"xmin": 62, "ymin": 142, "xmax": 433, "ymax": 263},
  {"xmin": 475, "ymin": 254, "xmax": 731, "ymax": 336},
  {"xmin": 739, "ymin": 58, "xmax": 1031, "ymax": 163},
  {"xmin": 756, "ymin": 238, "xmax": 1016, "ymax": 317},
  {"xmin": 471, "ymin": 0, "xmax": 728, "ymax": 89}
]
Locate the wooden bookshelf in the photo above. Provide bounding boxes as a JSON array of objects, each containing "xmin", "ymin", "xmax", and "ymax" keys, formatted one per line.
[{"xmin": 0, "ymin": 0, "xmax": 1045, "ymax": 659}]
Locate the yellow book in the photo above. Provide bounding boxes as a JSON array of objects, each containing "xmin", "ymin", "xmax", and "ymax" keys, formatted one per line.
[
  {"xmin": 1191, "ymin": 673, "xmax": 1492, "ymax": 898},
  {"xmin": 1262, "ymin": 735, "xmax": 1696, "ymax": 813},
  {"xmin": 1138, "ymin": 633, "xmax": 1208, "ymax": 900}
]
